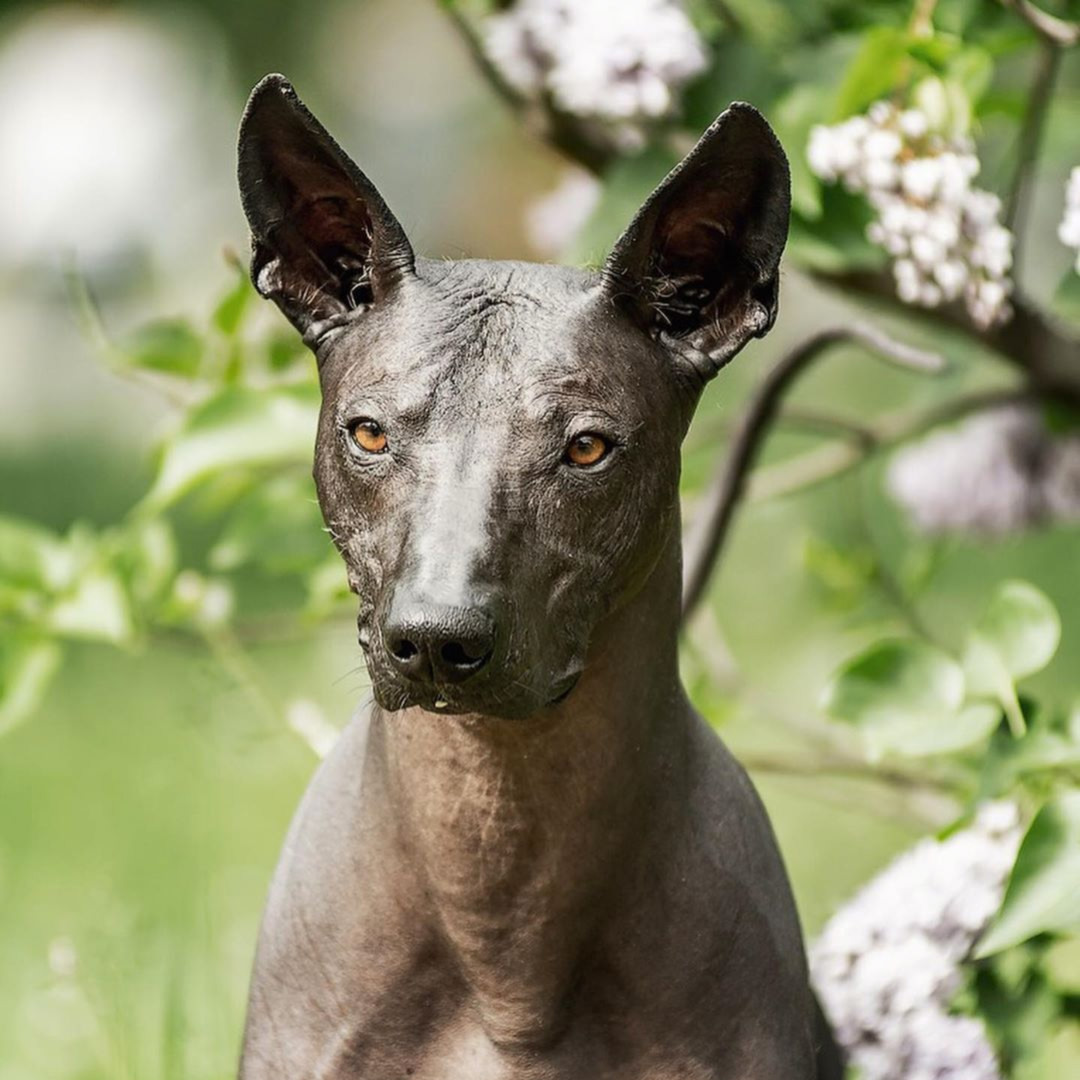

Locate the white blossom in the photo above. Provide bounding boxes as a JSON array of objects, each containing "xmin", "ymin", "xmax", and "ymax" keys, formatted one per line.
[
  {"xmin": 887, "ymin": 406, "xmax": 1080, "ymax": 537},
  {"xmin": 525, "ymin": 168, "xmax": 602, "ymax": 257},
  {"xmin": 812, "ymin": 803, "xmax": 1022, "ymax": 1080},
  {"xmin": 807, "ymin": 101, "xmax": 1014, "ymax": 329},
  {"xmin": 484, "ymin": 0, "xmax": 708, "ymax": 148},
  {"xmin": 1058, "ymin": 166, "xmax": 1080, "ymax": 272}
]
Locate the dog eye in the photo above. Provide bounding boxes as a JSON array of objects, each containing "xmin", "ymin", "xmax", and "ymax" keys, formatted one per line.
[
  {"xmin": 565, "ymin": 433, "xmax": 609, "ymax": 468},
  {"xmin": 350, "ymin": 418, "xmax": 388, "ymax": 454}
]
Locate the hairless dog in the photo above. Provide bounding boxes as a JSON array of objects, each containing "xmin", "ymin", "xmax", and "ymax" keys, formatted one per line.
[{"xmin": 236, "ymin": 74, "xmax": 842, "ymax": 1080}]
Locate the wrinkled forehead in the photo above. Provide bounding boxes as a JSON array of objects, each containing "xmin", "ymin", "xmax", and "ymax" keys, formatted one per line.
[{"xmin": 325, "ymin": 259, "xmax": 670, "ymax": 424}]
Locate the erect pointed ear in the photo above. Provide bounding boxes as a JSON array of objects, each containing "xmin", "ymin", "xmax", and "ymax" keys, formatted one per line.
[
  {"xmin": 602, "ymin": 103, "xmax": 790, "ymax": 379},
  {"xmin": 237, "ymin": 74, "xmax": 415, "ymax": 340}
]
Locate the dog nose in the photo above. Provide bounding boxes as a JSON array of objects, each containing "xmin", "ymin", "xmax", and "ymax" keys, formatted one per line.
[{"xmin": 382, "ymin": 602, "xmax": 497, "ymax": 685}]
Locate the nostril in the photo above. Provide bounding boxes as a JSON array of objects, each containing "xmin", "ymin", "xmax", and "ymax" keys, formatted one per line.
[
  {"xmin": 391, "ymin": 638, "xmax": 419, "ymax": 662},
  {"xmin": 440, "ymin": 640, "xmax": 490, "ymax": 668}
]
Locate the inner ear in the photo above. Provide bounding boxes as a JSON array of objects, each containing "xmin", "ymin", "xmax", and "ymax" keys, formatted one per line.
[
  {"xmin": 238, "ymin": 75, "xmax": 414, "ymax": 337},
  {"xmin": 604, "ymin": 103, "xmax": 790, "ymax": 374}
]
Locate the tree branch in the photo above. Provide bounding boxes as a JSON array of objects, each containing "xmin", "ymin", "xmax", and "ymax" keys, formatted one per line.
[
  {"xmin": 749, "ymin": 385, "xmax": 1056, "ymax": 501},
  {"xmin": 807, "ymin": 266, "xmax": 1080, "ymax": 403},
  {"xmin": 1000, "ymin": 0, "xmax": 1080, "ymax": 47},
  {"xmin": 680, "ymin": 324, "xmax": 944, "ymax": 619}
]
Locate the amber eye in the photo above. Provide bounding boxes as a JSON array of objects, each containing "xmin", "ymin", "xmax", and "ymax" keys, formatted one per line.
[
  {"xmin": 350, "ymin": 418, "xmax": 388, "ymax": 454},
  {"xmin": 565, "ymin": 432, "xmax": 609, "ymax": 468}
]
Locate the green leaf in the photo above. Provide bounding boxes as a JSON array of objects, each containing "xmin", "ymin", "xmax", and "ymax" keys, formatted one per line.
[
  {"xmin": 963, "ymin": 581, "xmax": 1058, "ymax": 738},
  {"xmin": 115, "ymin": 519, "xmax": 178, "ymax": 607},
  {"xmin": 209, "ymin": 474, "xmax": 330, "ymax": 575},
  {"xmin": 141, "ymin": 384, "xmax": 321, "ymax": 511},
  {"xmin": 0, "ymin": 635, "xmax": 61, "ymax": 737},
  {"xmin": 821, "ymin": 639, "xmax": 986, "ymax": 759},
  {"xmin": 47, "ymin": 568, "xmax": 133, "ymax": 645},
  {"xmin": 971, "ymin": 581, "xmax": 1061, "ymax": 683},
  {"xmin": 833, "ymin": 28, "xmax": 910, "ymax": 119},
  {"xmin": 212, "ymin": 273, "xmax": 253, "ymax": 338},
  {"xmin": 0, "ymin": 515, "xmax": 72, "ymax": 591},
  {"xmin": 117, "ymin": 319, "xmax": 202, "ymax": 377},
  {"xmin": 977, "ymin": 793, "xmax": 1080, "ymax": 957}
]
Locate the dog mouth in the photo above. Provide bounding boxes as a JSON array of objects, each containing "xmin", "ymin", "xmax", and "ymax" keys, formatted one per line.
[
  {"xmin": 365, "ymin": 659, "xmax": 583, "ymax": 719},
  {"xmin": 358, "ymin": 615, "xmax": 583, "ymax": 718}
]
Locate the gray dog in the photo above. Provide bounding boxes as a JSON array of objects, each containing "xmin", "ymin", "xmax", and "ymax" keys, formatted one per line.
[{"xmin": 236, "ymin": 74, "xmax": 839, "ymax": 1080}]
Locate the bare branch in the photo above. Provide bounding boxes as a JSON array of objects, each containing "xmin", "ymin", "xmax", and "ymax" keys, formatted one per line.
[
  {"xmin": 680, "ymin": 323, "xmax": 944, "ymax": 619},
  {"xmin": 749, "ymin": 385, "xmax": 1054, "ymax": 502},
  {"xmin": 442, "ymin": 2, "xmax": 527, "ymax": 110},
  {"xmin": 807, "ymin": 266, "xmax": 1080, "ymax": 403},
  {"xmin": 1001, "ymin": 0, "xmax": 1080, "ymax": 47}
]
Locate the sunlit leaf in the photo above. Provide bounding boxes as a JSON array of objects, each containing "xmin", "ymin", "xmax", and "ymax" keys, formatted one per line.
[
  {"xmin": 47, "ymin": 568, "xmax": 134, "ymax": 645},
  {"xmin": 0, "ymin": 635, "xmax": 61, "ymax": 737},
  {"xmin": 833, "ymin": 28, "xmax": 911, "ymax": 119},
  {"xmin": 970, "ymin": 581, "xmax": 1061, "ymax": 683},
  {"xmin": 977, "ymin": 793, "xmax": 1080, "ymax": 956},
  {"xmin": 212, "ymin": 273, "xmax": 253, "ymax": 338},
  {"xmin": 209, "ymin": 474, "xmax": 330, "ymax": 575},
  {"xmin": 117, "ymin": 319, "xmax": 202, "ymax": 378},
  {"xmin": 142, "ymin": 384, "xmax": 321, "ymax": 511},
  {"xmin": 821, "ymin": 639, "xmax": 981, "ymax": 759},
  {"xmin": 0, "ymin": 515, "xmax": 72, "ymax": 591}
]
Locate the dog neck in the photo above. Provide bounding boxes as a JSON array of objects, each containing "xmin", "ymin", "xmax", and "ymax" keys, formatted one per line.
[{"xmin": 368, "ymin": 533, "xmax": 689, "ymax": 1048}]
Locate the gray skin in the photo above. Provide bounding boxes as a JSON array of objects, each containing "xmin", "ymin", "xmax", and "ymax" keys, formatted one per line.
[{"xmin": 236, "ymin": 75, "xmax": 840, "ymax": 1080}]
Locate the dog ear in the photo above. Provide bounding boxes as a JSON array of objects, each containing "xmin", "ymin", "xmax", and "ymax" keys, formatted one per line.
[
  {"xmin": 238, "ymin": 74, "xmax": 415, "ymax": 339},
  {"xmin": 602, "ymin": 103, "xmax": 790, "ymax": 379}
]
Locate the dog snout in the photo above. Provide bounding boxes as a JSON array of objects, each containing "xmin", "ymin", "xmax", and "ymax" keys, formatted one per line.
[{"xmin": 382, "ymin": 599, "xmax": 497, "ymax": 686}]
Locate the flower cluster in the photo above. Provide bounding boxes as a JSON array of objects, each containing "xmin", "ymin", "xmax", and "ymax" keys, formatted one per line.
[
  {"xmin": 887, "ymin": 406, "xmax": 1080, "ymax": 538},
  {"xmin": 483, "ymin": 0, "xmax": 708, "ymax": 149},
  {"xmin": 807, "ymin": 102, "xmax": 1014, "ymax": 329},
  {"xmin": 812, "ymin": 802, "xmax": 1022, "ymax": 1080},
  {"xmin": 1058, "ymin": 166, "xmax": 1080, "ymax": 273}
]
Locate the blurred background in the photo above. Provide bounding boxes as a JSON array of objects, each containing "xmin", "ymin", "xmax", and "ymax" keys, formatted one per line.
[{"xmin": 2, "ymin": 1, "xmax": 1080, "ymax": 1077}]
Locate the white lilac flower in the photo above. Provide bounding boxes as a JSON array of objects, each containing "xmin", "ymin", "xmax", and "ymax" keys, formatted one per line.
[
  {"xmin": 525, "ymin": 168, "xmax": 602, "ymax": 257},
  {"xmin": 287, "ymin": 699, "xmax": 340, "ymax": 759},
  {"xmin": 807, "ymin": 101, "xmax": 1014, "ymax": 329},
  {"xmin": 1059, "ymin": 167, "xmax": 1080, "ymax": 272},
  {"xmin": 483, "ymin": 0, "xmax": 708, "ymax": 149},
  {"xmin": 811, "ymin": 802, "xmax": 1022, "ymax": 1080},
  {"xmin": 886, "ymin": 406, "xmax": 1080, "ymax": 537}
]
